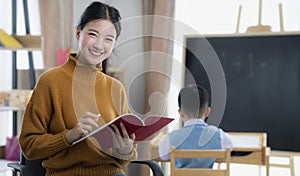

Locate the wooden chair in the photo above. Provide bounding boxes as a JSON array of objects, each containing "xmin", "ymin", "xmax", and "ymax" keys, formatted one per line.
[
  {"xmin": 170, "ymin": 146, "xmax": 231, "ymax": 176},
  {"xmin": 225, "ymin": 132, "xmax": 271, "ymax": 176},
  {"xmin": 270, "ymin": 150, "xmax": 296, "ymax": 176}
]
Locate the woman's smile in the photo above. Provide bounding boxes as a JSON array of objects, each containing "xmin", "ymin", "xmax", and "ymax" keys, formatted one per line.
[{"xmin": 89, "ymin": 48, "xmax": 104, "ymax": 57}]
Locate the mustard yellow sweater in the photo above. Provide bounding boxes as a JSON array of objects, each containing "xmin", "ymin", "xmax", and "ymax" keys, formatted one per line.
[{"xmin": 19, "ymin": 54, "xmax": 137, "ymax": 176}]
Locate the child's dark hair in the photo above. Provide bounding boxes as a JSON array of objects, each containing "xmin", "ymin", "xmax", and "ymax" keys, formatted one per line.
[
  {"xmin": 77, "ymin": 1, "xmax": 122, "ymax": 39},
  {"xmin": 178, "ymin": 84, "xmax": 210, "ymax": 116}
]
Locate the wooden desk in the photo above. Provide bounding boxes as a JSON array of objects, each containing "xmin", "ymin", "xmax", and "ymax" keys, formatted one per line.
[
  {"xmin": 152, "ymin": 147, "xmax": 270, "ymax": 164},
  {"xmin": 223, "ymin": 132, "xmax": 270, "ymax": 176}
]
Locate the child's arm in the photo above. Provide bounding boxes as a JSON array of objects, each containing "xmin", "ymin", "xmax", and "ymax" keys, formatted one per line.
[
  {"xmin": 220, "ymin": 129, "xmax": 234, "ymax": 151},
  {"xmin": 158, "ymin": 135, "xmax": 171, "ymax": 160}
]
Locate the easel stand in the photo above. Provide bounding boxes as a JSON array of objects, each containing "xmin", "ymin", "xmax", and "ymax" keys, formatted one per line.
[{"xmin": 246, "ymin": 0, "xmax": 271, "ymax": 33}]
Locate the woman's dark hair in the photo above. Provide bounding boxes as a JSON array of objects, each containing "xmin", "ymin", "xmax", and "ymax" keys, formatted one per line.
[
  {"xmin": 77, "ymin": 1, "xmax": 122, "ymax": 39},
  {"xmin": 178, "ymin": 84, "xmax": 210, "ymax": 116}
]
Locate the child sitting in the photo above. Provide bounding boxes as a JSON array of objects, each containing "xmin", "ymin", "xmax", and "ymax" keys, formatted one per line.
[{"xmin": 158, "ymin": 84, "xmax": 233, "ymax": 168}]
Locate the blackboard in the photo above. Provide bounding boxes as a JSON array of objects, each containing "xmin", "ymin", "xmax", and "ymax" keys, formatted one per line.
[{"xmin": 185, "ymin": 34, "xmax": 300, "ymax": 152}]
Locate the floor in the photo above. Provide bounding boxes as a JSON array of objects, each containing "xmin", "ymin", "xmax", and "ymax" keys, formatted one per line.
[
  {"xmin": 0, "ymin": 171, "xmax": 14, "ymax": 176},
  {"xmin": 161, "ymin": 156, "xmax": 300, "ymax": 176},
  {"xmin": 0, "ymin": 160, "xmax": 14, "ymax": 176},
  {"xmin": 0, "ymin": 157, "xmax": 299, "ymax": 176}
]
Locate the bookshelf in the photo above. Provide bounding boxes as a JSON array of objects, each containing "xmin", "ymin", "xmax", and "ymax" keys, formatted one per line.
[
  {"xmin": 0, "ymin": 35, "xmax": 42, "ymax": 118},
  {"xmin": 0, "ymin": 0, "xmax": 43, "ymax": 136}
]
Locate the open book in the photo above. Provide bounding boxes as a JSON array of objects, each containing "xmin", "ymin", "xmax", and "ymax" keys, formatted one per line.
[{"xmin": 72, "ymin": 113, "xmax": 174, "ymax": 151}]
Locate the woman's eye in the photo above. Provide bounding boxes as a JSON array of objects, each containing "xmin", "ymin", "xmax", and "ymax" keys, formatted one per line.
[
  {"xmin": 88, "ymin": 33, "xmax": 97, "ymax": 37},
  {"xmin": 106, "ymin": 38, "xmax": 114, "ymax": 42}
]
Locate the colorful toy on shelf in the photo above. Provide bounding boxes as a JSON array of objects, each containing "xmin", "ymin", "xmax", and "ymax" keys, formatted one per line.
[
  {"xmin": 0, "ymin": 29, "xmax": 23, "ymax": 48},
  {"xmin": 57, "ymin": 48, "xmax": 70, "ymax": 66}
]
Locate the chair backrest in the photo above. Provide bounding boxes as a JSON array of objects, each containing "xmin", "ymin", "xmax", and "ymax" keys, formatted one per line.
[
  {"xmin": 20, "ymin": 153, "xmax": 46, "ymax": 176},
  {"xmin": 170, "ymin": 146, "xmax": 231, "ymax": 176},
  {"xmin": 7, "ymin": 152, "xmax": 45, "ymax": 176}
]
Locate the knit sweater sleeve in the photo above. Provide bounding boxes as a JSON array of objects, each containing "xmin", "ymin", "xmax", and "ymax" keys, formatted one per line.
[{"xmin": 19, "ymin": 73, "xmax": 71, "ymax": 160}]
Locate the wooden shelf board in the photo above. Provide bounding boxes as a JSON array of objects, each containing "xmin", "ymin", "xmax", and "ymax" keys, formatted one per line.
[
  {"xmin": 0, "ymin": 106, "xmax": 24, "ymax": 112},
  {"xmin": 0, "ymin": 35, "xmax": 43, "ymax": 51}
]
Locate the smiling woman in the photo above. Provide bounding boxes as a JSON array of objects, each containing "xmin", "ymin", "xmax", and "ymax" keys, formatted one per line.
[
  {"xmin": 75, "ymin": 2, "xmax": 121, "ymax": 68},
  {"xmin": 76, "ymin": 20, "xmax": 116, "ymax": 67},
  {"xmin": 18, "ymin": 1, "xmax": 137, "ymax": 176}
]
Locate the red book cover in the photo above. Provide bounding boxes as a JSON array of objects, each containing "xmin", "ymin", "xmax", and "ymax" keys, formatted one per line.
[{"xmin": 72, "ymin": 113, "xmax": 174, "ymax": 151}]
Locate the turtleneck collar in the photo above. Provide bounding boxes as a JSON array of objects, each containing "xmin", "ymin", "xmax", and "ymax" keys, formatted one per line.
[{"xmin": 62, "ymin": 53, "xmax": 104, "ymax": 81}]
